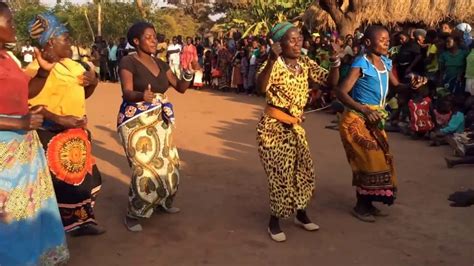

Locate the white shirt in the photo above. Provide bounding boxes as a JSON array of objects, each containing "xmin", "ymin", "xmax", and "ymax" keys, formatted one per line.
[
  {"xmin": 167, "ymin": 44, "xmax": 182, "ymax": 65},
  {"xmin": 21, "ymin": 45, "xmax": 34, "ymax": 63}
]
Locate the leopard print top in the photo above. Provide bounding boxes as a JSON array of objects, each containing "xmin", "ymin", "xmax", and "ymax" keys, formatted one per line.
[{"xmin": 260, "ymin": 56, "xmax": 329, "ymax": 117}]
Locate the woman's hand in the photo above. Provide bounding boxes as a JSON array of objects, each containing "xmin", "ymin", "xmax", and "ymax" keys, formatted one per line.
[
  {"xmin": 20, "ymin": 106, "xmax": 44, "ymax": 130},
  {"xmin": 362, "ymin": 106, "xmax": 382, "ymax": 124},
  {"xmin": 143, "ymin": 84, "xmax": 155, "ymax": 103},
  {"xmin": 56, "ymin": 115, "xmax": 87, "ymax": 129},
  {"xmin": 409, "ymin": 74, "xmax": 428, "ymax": 89},
  {"xmin": 268, "ymin": 39, "xmax": 282, "ymax": 61},
  {"xmin": 34, "ymin": 47, "xmax": 55, "ymax": 72},
  {"xmin": 79, "ymin": 69, "xmax": 98, "ymax": 87}
]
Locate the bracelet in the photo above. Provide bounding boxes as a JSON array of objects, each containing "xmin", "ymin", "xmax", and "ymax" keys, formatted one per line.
[
  {"xmin": 181, "ymin": 70, "xmax": 194, "ymax": 81},
  {"xmin": 330, "ymin": 59, "xmax": 341, "ymax": 68}
]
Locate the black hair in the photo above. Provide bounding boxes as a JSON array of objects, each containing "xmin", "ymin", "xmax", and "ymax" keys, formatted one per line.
[
  {"xmin": 425, "ymin": 29, "xmax": 437, "ymax": 43},
  {"xmin": 363, "ymin": 25, "xmax": 388, "ymax": 43},
  {"xmin": 0, "ymin": 2, "xmax": 9, "ymax": 12},
  {"xmin": 127, "ymin": 21, "xmax": 155, "ymax": 47}
]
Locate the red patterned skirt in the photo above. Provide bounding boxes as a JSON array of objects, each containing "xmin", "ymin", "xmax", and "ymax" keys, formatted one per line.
[{"xmin": 37, "ymin": 128, "xmax": 102, "ymax": 232}]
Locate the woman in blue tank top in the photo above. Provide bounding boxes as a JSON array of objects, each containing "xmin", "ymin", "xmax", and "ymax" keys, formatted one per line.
[{"xmin": 335, "ymin": 26, "xmax": 426, "ymax": 223}]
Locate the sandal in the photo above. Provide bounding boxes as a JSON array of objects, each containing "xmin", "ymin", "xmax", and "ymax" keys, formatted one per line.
[
  {"xmin": 70, "ymin": 224, "xmax": 106, "ymax": 237},
  {"xmin": 351, "ymin": 208, "xmax": 375, "ymax": 223},
  {"xmin": 369, "ymin": 206, "xmax": 389, "ymax": 217},
  {"xmin": 124, "ymin": 216, "xmax": 143, "ymax": 232}
]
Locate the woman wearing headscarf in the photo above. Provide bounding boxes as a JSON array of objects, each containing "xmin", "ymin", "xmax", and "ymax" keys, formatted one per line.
[
  {"xmin": 27, "ymin": 13, "xmax": 104, "ymax": 236},
  {"xmin": 0, "ymin": 4, "xmax": 69, "ymax": 265},
  {"xmin": 118, "ymin": 22, "xmax": 199, "ymax": 232},
  {"xmin": 456, "ymin": 23, "xmax": 472, "ymax": 48},
  {"xmin": 256, "ymin": 22, "xmax": 340, "ymax": 242}
]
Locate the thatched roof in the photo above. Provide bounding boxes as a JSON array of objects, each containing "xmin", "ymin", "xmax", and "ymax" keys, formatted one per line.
[{"xmin": 304, "ymin": 0, "xmax": 474, "ymax": 31}]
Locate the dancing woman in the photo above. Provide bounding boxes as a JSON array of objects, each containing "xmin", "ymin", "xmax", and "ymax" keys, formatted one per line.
[
  {"xmin": 118, "ymin": 22, "xmax": 198, "ymax": 232},
  {"xmin": 336, "ymin": 26, "xmax": 425, "ymax": 222},
  {"xmin": 0, "ymin": 4, "xmax": 69, "ymax": 265},
  {"xmin": 256, "ymin": 22, "xmax": 340, "ymax": 242},
  {"xmin": 27, "ymin": 13, "xmax": 104, "ymax": 236}
]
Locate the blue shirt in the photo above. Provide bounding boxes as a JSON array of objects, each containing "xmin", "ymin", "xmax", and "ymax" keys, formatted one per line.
[
  {"xmin": 351, "ymin": 55, "xmax": 392, "ymax": 106},
  {"xmin": 440, "ymin": 111, "xmax": 465, "ymax": 134},
  {"xmin": 108, "ymin": 45, "xmax": 118, "ymax": 61}
]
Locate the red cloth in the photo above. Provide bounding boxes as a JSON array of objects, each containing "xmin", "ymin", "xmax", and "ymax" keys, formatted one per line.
[
  {"xmin": 180, "ymin": 44, "xmax": 198, "ymax": 70},
  {"xmin": 0, "ymin": 51, "xmax": 29, "ymax": 116},
  {"xmin": 408, "ymin": 97, "xmax": 434, "ymax": 133}
]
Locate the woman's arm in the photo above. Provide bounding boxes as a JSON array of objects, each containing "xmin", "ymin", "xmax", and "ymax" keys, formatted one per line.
[
  {"xmin": 0, "ymin": 106, "xmax": 44, "ymax": 131},
  {"xmin": 335, "ymin": 67, "xmax": 382, "ymax": 124},
  {"xmin": 166, "ymin": 70, "xmax": 192, "ymax": 94},
  {"xmin": 255, "ymin": 58, "xmax": 277, "ymax": 93}
]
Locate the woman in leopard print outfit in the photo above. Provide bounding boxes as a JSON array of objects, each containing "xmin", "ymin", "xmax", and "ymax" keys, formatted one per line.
[{"xmin": 256, "ymin": 22, "xmax": 340, "ymax": 242}]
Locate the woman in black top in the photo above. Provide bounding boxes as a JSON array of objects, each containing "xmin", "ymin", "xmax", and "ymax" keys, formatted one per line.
[{"xmin": 118, "ymin": 22, "xmax": 198, "ymax": 232}]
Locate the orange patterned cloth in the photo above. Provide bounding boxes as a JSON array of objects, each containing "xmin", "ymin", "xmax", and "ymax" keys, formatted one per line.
[
  {"xmin": 339, "ymin": 107, "xmax": 397, "ymax": 204},
  {"xmin": 46, "ymin": 129, "xmax": 95, "ymax": 186}
]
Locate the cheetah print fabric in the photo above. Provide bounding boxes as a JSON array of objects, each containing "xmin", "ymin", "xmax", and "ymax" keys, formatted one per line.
[{"xmin": 256, "ymin": 56, "xmax": 329, "ymax": 218}]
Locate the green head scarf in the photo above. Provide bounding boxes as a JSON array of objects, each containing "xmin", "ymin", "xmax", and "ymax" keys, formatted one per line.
[{"xmin": 269, "ymin": 22, "xmax": 294, "ymax": 43}]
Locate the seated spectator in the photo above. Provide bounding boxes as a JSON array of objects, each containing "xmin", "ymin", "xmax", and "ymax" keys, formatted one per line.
[
  {"xmin": 430, "ymin": 96, "xmax": 465, "ymax": 145},
  {"xmin": 408, "ymin": 87, "xmax": 435, "ymax": 137}
]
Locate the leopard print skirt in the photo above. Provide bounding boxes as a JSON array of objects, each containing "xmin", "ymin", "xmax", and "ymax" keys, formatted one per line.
[{"xmin": 257, "ymin": 115, "xmax": 315, "ymax": 218}]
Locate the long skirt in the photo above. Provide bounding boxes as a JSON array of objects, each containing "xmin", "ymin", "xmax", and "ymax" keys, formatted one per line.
[
  {"xmin": 256, "ymin": 115, "xmax": 315, "ymax": 218},
  {"xmin": 117, "ymin": 95, "xmax": 180, "ymax": 218},
  {"xmin": 37, "ymin": 128, "xmax": 102, "ymax": 232},
  {"xmin": 0, "ymin": 129, "xmax": 69, "ymax": 265},
  {"xmin": 339, "ymin": 110, "xmax": 397, "ymax": 205},
  {"xmin": 230, "ymin": 65, "xmax": 243, "ymax": 89}
]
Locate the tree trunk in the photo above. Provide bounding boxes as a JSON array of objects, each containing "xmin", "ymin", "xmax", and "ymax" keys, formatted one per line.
[
  {"xmin": 319, "ymin": 0, "xmax": 360, "ymax": 36},
  {"xmin": 98, "ymin": 2, "xmax": 102, "ymax": 36},
  {"xmin": 136, "ymin": 0, "xmax": 147, "ymax": 19},
  {"xmin": 336, "ymin": 16, "xmax": 357, "ymax": 37},
  {"xmin": 84, "ymin": 10, "xmax": 95, "ymax": 41}
]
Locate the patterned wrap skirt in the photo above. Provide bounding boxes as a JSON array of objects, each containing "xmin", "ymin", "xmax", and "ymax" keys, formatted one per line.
[
  {"xmin": 0, "ymin": 128, "xmax": 69, "ymax": 265},
  {"xmin": 37, "ymin": 127, "xmax": 102, "ymax": 232},
  {"xmin": 339, "ymin": 109, "xmax": 397, "ymax": 205},
  {"xmin": 257, "ymin": 115, "xmax": 315, "ymax": 218},
  {"xmin": 117, "ymin": 94, "xmax": 180, "ymax": 218}
]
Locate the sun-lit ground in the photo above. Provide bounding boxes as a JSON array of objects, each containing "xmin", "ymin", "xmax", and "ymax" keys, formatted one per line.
[{"xmin": 67, "ymin": 82, "xmax": 473, "ymax": 266}]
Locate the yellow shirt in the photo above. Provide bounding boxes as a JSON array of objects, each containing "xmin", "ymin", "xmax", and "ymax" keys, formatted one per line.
[
  {"xmin": 426, "ymin": 44, "xmax": 438, "ymax": 73},
  {"xmin": 29, "ymin": 58, "xmax": 87, "ymax": 117},
  {"xmin": 157, "ymin": 42, "xmax": 168, "ymax": 62}
]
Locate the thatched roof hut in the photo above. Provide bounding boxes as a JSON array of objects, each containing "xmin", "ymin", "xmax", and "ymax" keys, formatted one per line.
[{"xmin": 303, "ymin": 0, "xmax": 474, "ymax": 34}]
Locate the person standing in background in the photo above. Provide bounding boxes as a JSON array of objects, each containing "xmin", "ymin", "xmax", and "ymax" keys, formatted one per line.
[
  {"xmin": 157, "ymin": 34, "xmax": 168, "ymax": 62},
  {"xmin": 167, "ymin": 37, "xmax": 182, "ymax": 77},
  {"xmin": 108, "ymin": 40, "xmax": 118, "ymax": 82},
  {"xmin": 21, "ymin": 40, "xmax": 34, "ymax": 66},
  {"xmin": 196, "ymin": 37, "xmax": 204, "ymax": 66},
  {"xmin": 99, "ymin": 40, "xmax": 109, "ymax": 81}
]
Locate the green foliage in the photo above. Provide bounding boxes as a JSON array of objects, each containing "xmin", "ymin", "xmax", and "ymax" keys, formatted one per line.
[{"xmin": 214, "ymin": 0, "xmax": 313, "ymax": 37}]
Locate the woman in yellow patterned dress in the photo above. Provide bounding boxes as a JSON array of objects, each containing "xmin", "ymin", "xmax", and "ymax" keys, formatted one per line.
[{"xmin": 256, "ymin": 22, "xmax": 340, "ymax": 242}]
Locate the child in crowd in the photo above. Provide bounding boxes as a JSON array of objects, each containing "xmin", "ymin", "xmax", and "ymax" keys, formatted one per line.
[{"xmin": 430, "ymin": 96, "xmax": 465, "ymax": 145}]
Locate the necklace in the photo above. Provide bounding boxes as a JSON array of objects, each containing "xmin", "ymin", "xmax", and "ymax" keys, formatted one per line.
[{"xmin": 282, "ymin": 58, "xmax": 301, "ymax": 73}]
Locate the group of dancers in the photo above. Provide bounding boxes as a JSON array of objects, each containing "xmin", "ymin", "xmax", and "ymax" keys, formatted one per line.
[{"xmin": 0, "ymin": 2, "xmax": 426, "ymax": 264}]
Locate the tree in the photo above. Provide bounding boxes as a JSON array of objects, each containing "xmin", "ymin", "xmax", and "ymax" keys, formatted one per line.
[{"xmin": 308, "ymin": 0, "xmax": 474, "ymax": 36}]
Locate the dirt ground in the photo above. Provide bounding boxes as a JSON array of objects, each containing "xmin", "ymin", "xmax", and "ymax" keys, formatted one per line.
[{"xmin": 67, "ymin": 83, "xmax": 473, "ymax": 266}]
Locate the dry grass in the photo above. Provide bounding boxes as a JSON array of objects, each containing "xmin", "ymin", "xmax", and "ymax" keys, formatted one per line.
[{"xmin": 304, "ymin": 0, "xmax": 474, "ymax": 31}]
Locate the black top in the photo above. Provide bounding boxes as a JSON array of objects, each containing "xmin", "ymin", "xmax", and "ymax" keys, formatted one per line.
[
  {"xmin": 397, "ymin": 41, "xmax": 426, "ymax": 74},
  {"xmin": 119, "ymin": 55, "xmax": 170, "ymax": 94}
]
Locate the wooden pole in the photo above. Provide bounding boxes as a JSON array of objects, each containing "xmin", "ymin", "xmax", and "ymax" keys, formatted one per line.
[
  {"xmin": 98, "ymin": 1, "xmax": 102, "ymax": 37},
  {"xmin": 84, "ymin": 9, "xmax": 95, "ymax": 41}
]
